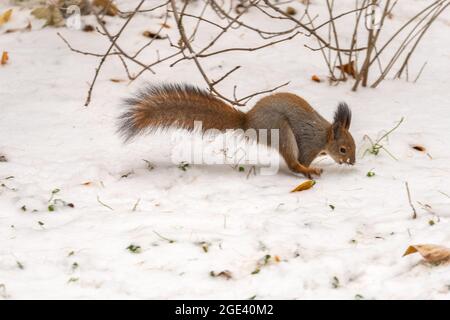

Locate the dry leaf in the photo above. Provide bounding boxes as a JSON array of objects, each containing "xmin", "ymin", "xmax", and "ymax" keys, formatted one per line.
[
  {"xmin": 403, "ymin": 244, "xmax": 450, "ymax": 264},
  {"xmin": 110, "ymin": 78, "xmax": 125, "ymax": 83},
  {"xmin": 0, "ymin": 9, "xmax": 13, "ymax": 26},
  {"xmin": 286, "ymin": 7, "xmax": 297, "ymax": 15},
  {"xmin": 83, "ymin": 24, "xmax": 95, "ymax": 32},
  {"xmin": 337, "ymin": 61, "xmax": 356, "ymax": 78},
  {"xmin": 142, "ymin": 30, "xmax": 164, "ymax": 39},
  {"xmin": 1, "ymin": 51, "xmax": 9, "ymax": 65},
  {"xmin": 82, "ymin": 181, "xmax": 92, "ymax": 186},
  {"xmin": 160, "ymin": 23, "xmax": 171, "ymax": 29},
  {"xmin": 93, "ymin": 0, "xmax": 119, "ymax": 17},
  {"xmin": 311, "ymin": 75, "xmax": 321, "ymax": 83},
  {"xmin": 291, "ymin": 180, "xmax": 316, "ymax": 193},
  {"xmin": 31, "ymin": 6, "xmax": 65, "ymax": 27},
  {"xmin": 274, "ymin": 255, "xmax": 281, "ymax": 262},
  {"xmin": 411, "ymin": 144, "xmax": 426, "ymax": 152}
]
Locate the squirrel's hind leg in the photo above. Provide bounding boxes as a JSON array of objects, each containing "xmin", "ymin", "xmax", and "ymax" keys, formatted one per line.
[{"xmin": 279, "ymin": 121, "xmax": 322, "ymax": 178}]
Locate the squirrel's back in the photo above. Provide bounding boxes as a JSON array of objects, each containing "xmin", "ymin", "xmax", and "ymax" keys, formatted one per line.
[
  {"xmin": 117, "ymin": 83, "xmax": 246, "ymax": 141},
  {"xmin": 246, "ymin": 92, "xmax": 329, "ymax": 130}
]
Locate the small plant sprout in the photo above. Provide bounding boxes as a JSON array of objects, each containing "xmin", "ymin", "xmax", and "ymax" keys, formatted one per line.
[
  {"xmin": 210, "ymin": 270, "xmax": 233, "ymax": 280},
  {"xmin": 48, "ymin": 189, "xmax": 74, "ymax": 212},
  {"xmin": 121, "ymin": 171, "xmax": 134, "ymax": 178},
  {"xmin": 178, "ymin": 161, "xmax": 190, "ymax": 171},
  {"xmin": 251, "ymin": 268, "xmax": 260, "ymax": 275},
  {"xmin": 367, "ymin": 169, "xmax": 376, "ymax": 177},
  {"xmin": 332, "ymin": 276, "xmax": 340, "ymax": 289},
  {"xmin": 48, "ymin": 188, "xmax": 60, "ymax": 202},
  {"xmin": 127, "ymin": 244, "xmax": 142, "ymax": 254},
  {"xmin": 251, "ymin": 254, "xmax": 273, "ymax": 275},
  {"xmin": 197, "ymin": 241, "xmax": 211, "ymax": 253},
  {"xmin": 142, "ymin": 159, "xmax": 154, "ymax": 171},
  {"xmin": 363, "ymin": 117, "xmax": 404, "ymax": 160}
]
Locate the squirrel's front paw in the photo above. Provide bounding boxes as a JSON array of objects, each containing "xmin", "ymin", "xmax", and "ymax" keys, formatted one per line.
[{"xmin": 305, "ymin": 167, "xmax": 323, "ymax": 179}]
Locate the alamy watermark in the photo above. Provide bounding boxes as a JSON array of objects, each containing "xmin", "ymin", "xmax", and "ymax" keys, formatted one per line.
[
  {"xmin": 170, "ymin": 121, "xmax": 281, "ymax": 175},
  {"xmin": 65, "ymin": 4, "xmax": 82, "ymax": 30},
  {"xmin": 48, "ymin": 1, "xmax": 382, "ymax": 31},
  {"xmin": 44, "ymin": 0, "xmax": 82, "ymax": 30}
]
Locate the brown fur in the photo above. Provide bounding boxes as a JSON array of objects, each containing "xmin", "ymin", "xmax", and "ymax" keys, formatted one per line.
[
  {"xmin": 118, "ymin": 84, "xmax": 245, "ymax": 141},
  {"xmin": 118, "ymin": 83, "xmax": 356, "ymax": 177}
]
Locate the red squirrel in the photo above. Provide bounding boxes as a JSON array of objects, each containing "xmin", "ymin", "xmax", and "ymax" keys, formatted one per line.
[{"xmin": 118, "ymin": 84, "xmax": 355, "ymax": 178}]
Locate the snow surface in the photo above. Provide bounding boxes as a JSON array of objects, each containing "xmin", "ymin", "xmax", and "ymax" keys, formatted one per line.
[{"xmin": 0, "ymin": 0, "xmax": 450, "ymax": 299}]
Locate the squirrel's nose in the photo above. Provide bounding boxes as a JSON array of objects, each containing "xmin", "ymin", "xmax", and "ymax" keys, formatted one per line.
[{"xmin": 345, "ymin": 158, "xmax": 355, "ymax": 165}]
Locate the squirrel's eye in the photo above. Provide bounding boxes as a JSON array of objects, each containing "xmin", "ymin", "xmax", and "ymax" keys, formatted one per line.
[{"xmin": 339, "ymin": 147, "xmax": 347, "ymax": 154}]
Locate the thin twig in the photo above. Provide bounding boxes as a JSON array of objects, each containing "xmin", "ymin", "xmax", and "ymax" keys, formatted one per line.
[
  {"xmin": 153, "ymin": 230, "xmax": 175, "ymax": 243},
  {"xmin": 405, "ymin": 182, "xmax": 417, "ymax": 219},
  {"xmin": 97, "ymin": 195, "xmax": 114, "ymax": 211},
  {"xmin": 84, "ymin": 0, "xmax": 146, "ymax": 106},
  {"xmin": 413, "ymin": 61, "xmax": 427, "ymax": 83},
  {"xmin": 132, "ymin": 198, "xmax": 141, "ymax": 212}
]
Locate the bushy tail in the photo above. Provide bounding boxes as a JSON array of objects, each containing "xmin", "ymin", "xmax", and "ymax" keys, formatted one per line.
[{"xmin": 117, "ymin": 83, "xmax": 246, "ymax": 141}]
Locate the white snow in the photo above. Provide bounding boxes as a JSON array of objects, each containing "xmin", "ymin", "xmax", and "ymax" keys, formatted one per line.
[{"xmin": 1, "ymin": 0, "xmax": 450, "ymax": 299}]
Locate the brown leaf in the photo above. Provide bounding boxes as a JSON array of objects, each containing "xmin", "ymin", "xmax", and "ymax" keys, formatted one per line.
[
  {"xmin": 311, "ymin": 75, "xmax": 321, "ymax": 83},
  {"xmin": 286, "ymin": 7, "xmax": 297, "ymax": 15},
  {"xmin": 337, "ymin": 61, "xmax": 356, "ymax": 78},
  {"xmin": 142, "ymin": 30, "xmax": 164, "ymax": 39},
  {"xmin": 110, "ymin": 78, "xmax": 125, "ymax": 83},
  {"xmin": 411, "ymin": 144, "xmax": 426, "ymax": 152},
  {"xmin": 1, "ymin": 51, "xmax": 9, "ymax": 65},
  {"xmin": 31, "ymin": 6, "xmax": 65, "ymax": 27},
  {"xmin": 235, "ymin": 4, "xmax": 248, "ymax": 14},
  {"xmin": 160, "ymin": 23, "xmax": 171, "ymax": 29},
  {"xmin": 93, "ymin": 0, "xmax": 119, "ymax": 17},
  {"xmin": 83, "ymin": 24, "xmax": 95, "ymax": 32},
  {"xmin": 403, "ymin": 244, "xmax": 450, "ymax": 264},
  {"xmin": 291, "ymin": 180, "xmax": 316, "ymax": 193},
  {"xmin": 0, "ymin": 9, "xmax": 13, "ymax": 26}
]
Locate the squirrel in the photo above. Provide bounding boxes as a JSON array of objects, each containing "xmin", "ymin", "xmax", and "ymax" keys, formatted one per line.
[{"xmin": 118, "ymin": 83, "xmax": 356, "ymax": 178}]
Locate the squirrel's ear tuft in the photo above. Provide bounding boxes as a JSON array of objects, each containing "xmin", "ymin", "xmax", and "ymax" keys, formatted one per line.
[{"xmin": 333, "ymin": 102, "xmax": 351, "ymax": 130}]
